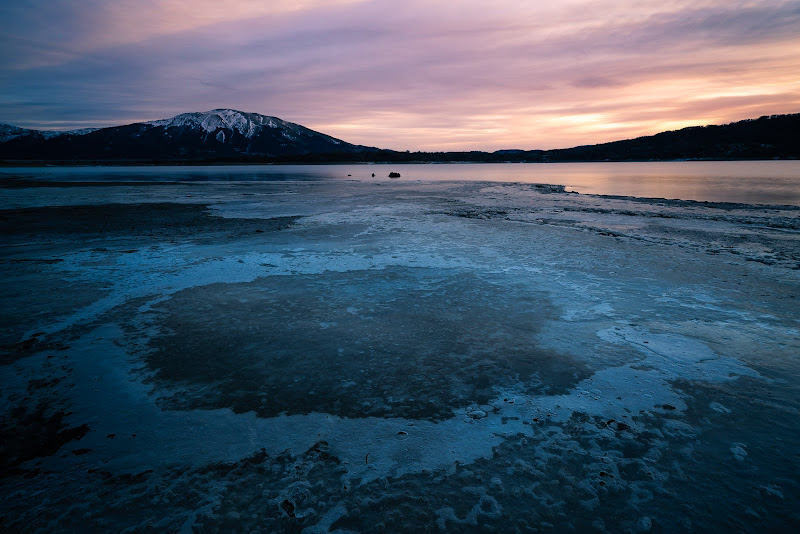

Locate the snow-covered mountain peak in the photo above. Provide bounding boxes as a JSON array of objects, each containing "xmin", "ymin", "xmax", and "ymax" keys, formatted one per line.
[
  {"xmin": 0, "ymin": 110, "xmax": 363, "ymax": 159},
  {"xmin": 0, "ymin": 124, "xmax": 98, "ymax": 142},
  {"xmin": 38, "ymin": 127, "xmax": 99, "ymax": 139},
  {"xmin": 145, "ymin": 109, "xmax": 289, "ymax": 139},
  {"xmin": 0, "ymin": 124, "xmax": 30, "ymax": 143}
]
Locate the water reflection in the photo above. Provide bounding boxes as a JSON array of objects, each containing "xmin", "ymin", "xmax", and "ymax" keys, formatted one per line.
[{"xmin": 1, "ymin": 161, "xmax": 799, "ymax": 205}]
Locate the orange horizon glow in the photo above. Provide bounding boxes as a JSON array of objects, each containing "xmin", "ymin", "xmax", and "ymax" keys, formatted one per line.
[{"xmin": 1, "ymin": 0, "xmax": 799, "ymax": 151}]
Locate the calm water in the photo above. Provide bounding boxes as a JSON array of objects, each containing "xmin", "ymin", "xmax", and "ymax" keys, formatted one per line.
[{"xmin": 2, "ymin": 161, "xmax": 800, "ymax": 206}]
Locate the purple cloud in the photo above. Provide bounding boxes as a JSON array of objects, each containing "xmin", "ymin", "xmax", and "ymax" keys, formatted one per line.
[{"xmin": 1, "ymin": 0, "xmax": 799, "ymax": 150}]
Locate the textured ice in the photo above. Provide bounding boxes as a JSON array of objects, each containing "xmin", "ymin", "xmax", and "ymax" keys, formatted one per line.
[{"xmin": 1, "ymin": 178, "xmax": 799, "ymax": 532}]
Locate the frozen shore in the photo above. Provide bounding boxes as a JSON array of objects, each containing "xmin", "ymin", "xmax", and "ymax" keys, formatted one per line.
[{"xmin": 1, "ymin": 179, "xmax": 799, "ymax": 532}]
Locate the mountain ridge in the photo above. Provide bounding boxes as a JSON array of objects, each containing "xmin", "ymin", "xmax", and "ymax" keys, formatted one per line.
[
  {"xmin": 1, "ymin": 111, "xmax": 798, "ymax": 162},
  {"xmin": 0, "ymin": 109, "xmax": 374, "ymax": 160}
]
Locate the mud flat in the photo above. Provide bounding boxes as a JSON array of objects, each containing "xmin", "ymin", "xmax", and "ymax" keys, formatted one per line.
[{"xmin": 1, "ymin": 178, "xmax": 799, "ymax": 532}]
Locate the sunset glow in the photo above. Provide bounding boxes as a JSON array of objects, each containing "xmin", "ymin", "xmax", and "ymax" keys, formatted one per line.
[{"xmin": 1, "ymin": 0, "xmax": 798, "ymax": 150}]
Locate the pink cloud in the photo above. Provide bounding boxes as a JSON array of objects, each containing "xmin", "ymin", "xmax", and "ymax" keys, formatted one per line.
[{"xmin": 2, "ymin": 0, "xmax": 799, "ymax": 150}]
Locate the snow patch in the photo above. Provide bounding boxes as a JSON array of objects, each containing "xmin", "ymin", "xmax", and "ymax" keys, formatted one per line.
[
  {"xmin": 38, "ymin": 127, "xmax": 99, "ymax": 139},
  {"xmin": 0, "ymin": 124, "xmax": 98, "ymax": 142},
  {"xmin": 0, "ymin": 124, "xmax": 30, "ymax": 143},
  {"xmin": 140, "ymin": 109, "xmax": 345, "ymax": 147},
  {"xmin": 146, "ymin": 109, "xmax": 292, "ymax": 139}
]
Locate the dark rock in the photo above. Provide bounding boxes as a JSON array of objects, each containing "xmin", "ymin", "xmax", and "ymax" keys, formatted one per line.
[{"xmin": 280, "ymin": 499, "xmax": 296, "ymax": 518}]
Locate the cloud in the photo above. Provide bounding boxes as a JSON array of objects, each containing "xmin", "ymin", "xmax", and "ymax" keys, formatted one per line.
[{"xmin": 1, "ymin": 0, "xmax": 799, "ymax": 149}]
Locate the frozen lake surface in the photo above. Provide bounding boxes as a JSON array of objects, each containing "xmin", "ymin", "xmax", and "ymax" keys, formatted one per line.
[
  {"xmin": 1, "ymin": 159, "xmax": 800, "ymax": 205},
  {"xmin": 1, "ymin": 175, "xmax": 799, "ymax": 532}
]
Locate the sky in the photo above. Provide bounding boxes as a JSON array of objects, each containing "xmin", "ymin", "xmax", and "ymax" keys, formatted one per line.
[{"xmin": 1, "ymin": 0, "xmax": 799, "ymax": 151}]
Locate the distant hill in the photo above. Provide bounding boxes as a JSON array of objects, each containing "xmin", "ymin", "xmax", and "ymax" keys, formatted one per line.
[
  {"xmin": 0, "ymin": 111, "xmax": 797, "ymax": 163},
  {"xmin": 542, "ymin": 113, "xmax": 800, "ymax": 162},
  {"xmin": 354, "ymin": 114, "xmax": 799, "ymax": 163},
  {"xmin": 0, "ymin": 109, "xmax": 376, "ymax": 160}
]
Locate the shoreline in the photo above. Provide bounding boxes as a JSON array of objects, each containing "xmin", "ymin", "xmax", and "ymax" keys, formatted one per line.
[
  {"xmin": 3, "ymin": 175, "xmax": 800, "ymax": 212},
  {"xmin": 3, "ymin": 160, "xmax": 800, "ymax": 208},
  {"xmin": 2, "ymin": 157, "xmax": 799, "ymax": 168}
]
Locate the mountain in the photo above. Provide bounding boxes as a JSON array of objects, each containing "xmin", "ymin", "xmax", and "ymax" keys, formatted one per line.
[
  {"xmin": 0, "ymin": 109, "xmax": 375, "ymax": 160},
  {"xmin": 540, "ymin": 113, "xmax": 800, "ymax": 162},
  {"xmin": 343, "ymin": 114, "xmax": 799, "ymax": 163},
  {"xmin": 1, "ymin": 111, "xmax": 797, "ymax": 162}
]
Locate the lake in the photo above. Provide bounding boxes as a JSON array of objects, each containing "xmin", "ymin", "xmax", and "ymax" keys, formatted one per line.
[
  {"xmin": 2, "ymin": 160, "xmax": 800, "ymax": 206},
  {"xmin": 2, "ymin": 163, "xmax": 799, "ymax": 532}
]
